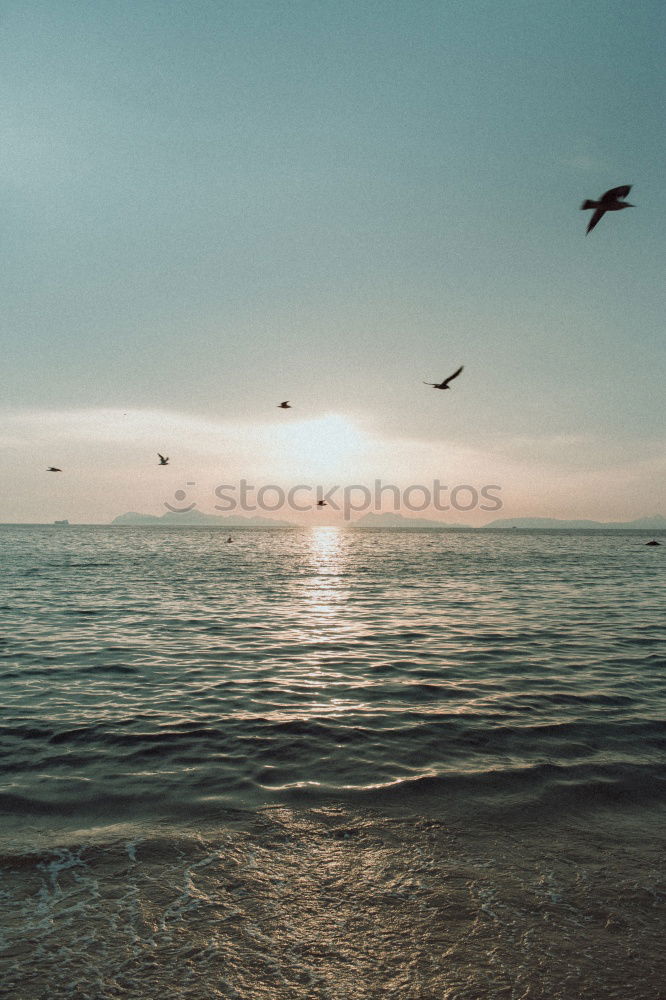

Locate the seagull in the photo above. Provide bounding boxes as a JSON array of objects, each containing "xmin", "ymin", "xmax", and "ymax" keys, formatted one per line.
[
  {"xmin": 316, "ymin": 499, "xmax": 328, "ymax": 507},
  {"xmin": 423, "ymin": 365, "xmax": 464, "ymax": 390},
  {"xmin": 158, "ymin": 454, "xmax": 169, "ymax": 466},
  {"xmin": 278, "ymin": 401, "xmax": 292, "ymax": 409},
  {"xmin": 47, "ymin": 466, "xmax": 62, "ymax": 472},
  {"xmin": 581, "ymin": 185, "xmax": 633, "ymax": 234}
]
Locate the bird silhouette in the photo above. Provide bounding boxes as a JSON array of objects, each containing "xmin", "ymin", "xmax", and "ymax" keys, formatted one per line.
[
  {"xmin": 646, "ymin": 540, "xmax": 661, "ymax": 546},
  {"xmin": 581, "ymin": 185, "xmax": 633, "ymax": 234},
  {"xmin": 423, "ymin": 366, "xmax": 464, "ymax": 390},
  {"xmin": 158, "ymin": 454, "xmax": 169, "ymax": 466},
  {"xmin": 226, "ymin": 536, "xmax": 233, "ymax": 543},
  {"xmin": 278, "ymin": 401, "xmax": 292, "ymax": 409},
  {"xmin": 316, "ymin": 499, "xmax": 328, "ymax": 507},
  {"xmin": 47, "ymin": 466, "xmax": 62, "ymax": 472}
]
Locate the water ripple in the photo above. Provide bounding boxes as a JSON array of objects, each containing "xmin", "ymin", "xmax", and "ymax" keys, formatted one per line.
[{"xmin": 0, "ymin": 525, "xmax": 664, "ymax": 821}]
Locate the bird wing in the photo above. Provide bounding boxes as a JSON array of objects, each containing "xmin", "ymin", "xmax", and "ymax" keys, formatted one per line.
[
  {"xmin": 443, "ymin": 365, "xmax": 464, "ymax": 384},
  {"xmin": 281, "ymin": 401, "xmax": 289, "ymax": 406},
  {"xmin": 586, "ymin": 209, "xmax": 605, "ymax": 233},
  {"xmin": 423, "ymin": 381, "xmax": 437, "ymax": 386},
  {"xmin": 158, "ymin": 453, "xmax": 167, "ymax": 462},
  {"xmin": 601, "ymin": 185, "xmax": 631, "ymax": 204}
]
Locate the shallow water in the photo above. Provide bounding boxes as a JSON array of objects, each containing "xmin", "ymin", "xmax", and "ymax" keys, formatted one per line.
[
  {"xmin": 1, "ymin": 526, "xmax": 665, "ymax": 997},
  {"xmin": 2, "ymin": 809, "xmax": 665, "ymax": 1000}
]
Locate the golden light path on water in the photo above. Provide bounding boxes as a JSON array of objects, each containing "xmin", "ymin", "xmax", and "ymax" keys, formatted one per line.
[
  {"xmin": 280, "ymin": 527, "xmax": 370, "ymax": 789},
  {"xmin": 263, "ymin": 526, "xmax": 440, "ymax": 796}
]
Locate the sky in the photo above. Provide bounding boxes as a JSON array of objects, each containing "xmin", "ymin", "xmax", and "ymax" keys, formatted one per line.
[{"xmin": 1, "ymin": 0, "xmax": 665, "ymax": 524}]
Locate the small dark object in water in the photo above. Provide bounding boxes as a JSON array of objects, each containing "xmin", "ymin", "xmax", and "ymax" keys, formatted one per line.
[{"xmin": 646, "ymin": 540, "xmax": 661, "ymax": 546}]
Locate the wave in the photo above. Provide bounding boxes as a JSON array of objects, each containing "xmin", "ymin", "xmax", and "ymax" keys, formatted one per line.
[{"xmin": 1, "ymin": 758, "xmax": 664, "ymax": 826}]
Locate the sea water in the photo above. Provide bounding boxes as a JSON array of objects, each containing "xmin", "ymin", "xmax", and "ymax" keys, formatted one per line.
[{"xmin": 1, "ymin": 526, "xmax": 664, "ymax": 998}]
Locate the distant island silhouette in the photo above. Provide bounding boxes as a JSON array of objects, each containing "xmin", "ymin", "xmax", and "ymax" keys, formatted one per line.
[
  {"xmin": 112, "ymin": 510, "xmax": 295, "ymax": 527},
  {"xmin": 102, "ymin": 510, "xmax": 666, "ymax": 531},
  {"xmin": 353, "ymin": 513, "xmax": 666, "ymax": 530}
]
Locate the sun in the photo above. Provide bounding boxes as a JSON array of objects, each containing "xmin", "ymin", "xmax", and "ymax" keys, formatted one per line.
[{"xmin": 271, "ymin": 413, "xmax": 370, "ymax": 479}]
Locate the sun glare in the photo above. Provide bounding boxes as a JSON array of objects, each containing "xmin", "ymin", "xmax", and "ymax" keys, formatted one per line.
[
  {"xmin": 311, "ymin": 525, "xmax": 342, "ymax": 563},
  {"xmin": 271, "ymin": 414, "xmax": 369, "ymax": 479}
]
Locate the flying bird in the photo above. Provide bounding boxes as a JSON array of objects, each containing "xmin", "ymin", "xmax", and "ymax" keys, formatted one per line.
[
  {"xmin": 158, "ymin": 454, "xmax": 169, "ymax": 466},
  {"xmin": 316, "ymin": 500, "xmax": 328, "ymax": 507},
  {"xmin": 47, "ymin": 467, "xmax": 62, "ymax": 472},
  {"xmin": 423, "ymin": 366, "xmax": 464, "ymax": 390},
  {"xmin": 278, "ymin": 401, "xmax": 292, "ymax": 409},
  {"xmin": 581, "ymin": 185, "xmax": 633, "ymax": 234}
]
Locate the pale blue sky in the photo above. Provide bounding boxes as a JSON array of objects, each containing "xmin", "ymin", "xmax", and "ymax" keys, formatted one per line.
[{"xmin": 1, "ymin": 0, "xmax": 664, "ymax": 522}]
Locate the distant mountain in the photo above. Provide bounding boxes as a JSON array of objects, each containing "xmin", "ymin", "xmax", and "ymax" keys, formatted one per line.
[
  {"xmin": 112, "ymin": 512, "xmax": 161, "ymax": 525},
  {"xmin": 109, "ymin": 510, "xmax": 665, "ymax": 530},
  {"xmin": 111, "ymin": 509, "xmax": 295, "ymax": 527},
  {"xmin": 482, "ymin": 515, "xmax": 666, "ymax": 530},
  {"xmin": 352, "ymin": 512, "xmax": 462, "ymax": 529}
]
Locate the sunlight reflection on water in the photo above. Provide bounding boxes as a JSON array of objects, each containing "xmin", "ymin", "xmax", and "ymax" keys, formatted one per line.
[{"xmin": 0, "ymin": 525, "xmax": 663, "ymax": 817}]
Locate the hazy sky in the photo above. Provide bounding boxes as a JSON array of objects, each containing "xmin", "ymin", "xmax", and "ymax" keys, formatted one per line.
[{"xmin": 2, "ymin": 0, "xmax": 664, "ymax": 523}]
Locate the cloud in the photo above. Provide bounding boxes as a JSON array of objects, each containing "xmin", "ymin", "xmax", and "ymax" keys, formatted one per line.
[{"xmin": 0, "ymin": 407, "xmax": 663, "ymax": 523}]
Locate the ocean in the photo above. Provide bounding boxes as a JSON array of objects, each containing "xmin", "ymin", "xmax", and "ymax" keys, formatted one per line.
[{"xmin": 1, "ymin": 525, "xmax": 664, "ymax": 999}]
